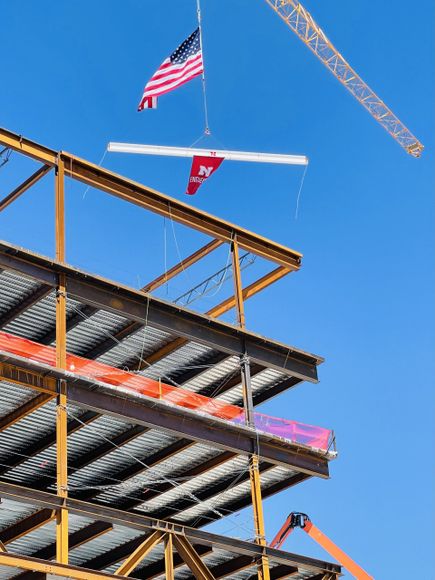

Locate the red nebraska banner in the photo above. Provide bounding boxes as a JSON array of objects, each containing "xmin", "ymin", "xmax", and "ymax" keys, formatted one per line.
[{"xmin": 186, "ymin": 155, "xmax": 224, "ymax": 195}]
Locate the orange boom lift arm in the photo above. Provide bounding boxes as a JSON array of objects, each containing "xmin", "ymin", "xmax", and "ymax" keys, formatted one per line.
[{"xmin": 270, "ymin": 512, "xmax": 374, "ymax": 580}]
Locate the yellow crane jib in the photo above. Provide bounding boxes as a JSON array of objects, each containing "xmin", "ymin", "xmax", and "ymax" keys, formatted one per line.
[{"xmin": 265, "ymin": 0, "xmax": 424, "ymax": 157}]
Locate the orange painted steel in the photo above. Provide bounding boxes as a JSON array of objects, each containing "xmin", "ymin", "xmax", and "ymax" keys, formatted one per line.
[
  {"xmin": 304, "ymin": 521, "xmax": 373, "ymax": 580},
  {"xmin": 0, "ymin": 331, "xmax": 331, "ymax": 450},
  {"xmin": 270, "ymin": 513, "xmax": 373, "ymax": 580}
]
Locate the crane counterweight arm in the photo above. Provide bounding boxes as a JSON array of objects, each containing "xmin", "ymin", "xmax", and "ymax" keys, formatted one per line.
[
  {"xmin": 270, "ymin": 513, "xmax": 374, "ymax": 580},
  {"xmin": 265, "ymin": 0, "xmax": 423, "ymax": 157}
]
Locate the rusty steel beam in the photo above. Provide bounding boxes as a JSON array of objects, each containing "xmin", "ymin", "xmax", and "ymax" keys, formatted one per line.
[
  {"xmin": 65, "ymin": 382, "xmax": 330, "ymax": 476},
  {"xmin": 0, "ymin": 242, "xmax": 321, "ymax": 381},
  {"xmin": 0, "ymin": 509, "xmax": 55, "ymax": 544},
  {"xmin": 0, "ymin": 353, "xmax": 330, "ymax": 476},
  {"xmin": 0, "ymin": 164, "xmax": 51, "ymax": 213},
  {"xmin": 0, "ymin": 393, "xmax": 54, "ymax": 433},
  {"xmin": 12, "ymin": 521, "xmax": 113, "ymax": 575},
  {"xmin": 0, "ymin": 128, "xmax": 302, "ymax": 269},
  {"xmin": 0, "ymin": 551, "xmax": 132, "ymax": 580},
  {"xmin": 0, "ymin": 411, "xmax": 100, "ymax": 479},
  {"xmin": 124, "ymin": 266, "xmax": 297, "ymax": 374},
  {"xmin": 142, "ymin": 238, "xmax": 224, "ymax": 293},
  {"xmin": 0, "ymin": 480, "xmax": 341, "ymax": 576},
  {"xmin": 172, "ymin": 535, "xmax": 216, "ymax": 580},
  {"xmin": 0, "ymin": 284, "xmax": 52, "ymax": 329}
]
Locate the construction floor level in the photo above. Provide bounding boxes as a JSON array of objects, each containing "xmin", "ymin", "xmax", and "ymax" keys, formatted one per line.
[{"xmin": 0, "ymin": 128, "xmax": 340, "ymax": 580}]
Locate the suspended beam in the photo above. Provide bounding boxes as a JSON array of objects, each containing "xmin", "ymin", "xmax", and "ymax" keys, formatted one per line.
[
  {"xmin": 107, "ymin": 142, "xmax": 309, "ymax": 166},
  {"xmin": 0, "ymin": 164, "xmax": 52, "ymax": 212}
]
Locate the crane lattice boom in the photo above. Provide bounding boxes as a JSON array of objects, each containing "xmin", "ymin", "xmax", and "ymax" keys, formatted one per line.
[{"xmin": 265, "ymin": 0, "xmax": 423, "ymax": 157}]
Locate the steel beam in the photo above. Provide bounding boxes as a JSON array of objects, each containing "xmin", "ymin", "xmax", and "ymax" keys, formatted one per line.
[
  {"xmin": 0, "ymin": 242, "xmax": 321, "ymax": 381},
  {"xmin": 39, "ymin": 305, "xmax": 98, "ymax": 346},
  {"xmin": 0, "ymin": 164, "xmax": 51, "ymax": 213},
  {"xmin": 0, "ymin": 410, "xmax": 98, "ymax": 476},
  {"xmin": 0, "ymin": 551, "xmax": 132, "ymax": 580},
  {"xmin": 66, "ymin": 382, "xmax": 329, "ymax": 476},
  {"xmin": 0, "ymin": 392, "xmax": 54, "ymax": 433},
  {"xmin": 118, "ymin": 266, "xmax": 293, "ymax": 373},
  {"xmin": 129, "ymin": 451, "xmax": 236, "ymax": 507},
  {"xmin": 133, "ymin": 545, "xmax": 212, "ymax": 579},
  {"xmin": 0, "ymin": 354, "xmax": 330, "ymax": 476},
  {"xmin": 0, "ymin": 128, "xmax": 302, "ymax": 269},
  {"xmin": 115, "ymin": 530, "xmax": 164, "ymax": 576},
  {"xmin": 0, "ymin": 509, "xmax": 56, "ymax": 544},
  {"xmin": 172, "ymin": 535, "xmax": 216, "ymax": 580},
  {"xmin": 12, "ymin": 521, "xmax": 113, "ymax": 571},
  {"xmin": 142, "ymin": 239, "xmax": 223, "ymax": 293},
  {"xmin": 0, "ymin": 283, "xmax": 52, "ymax": 329},
  {"xmin": 0, "ymin": 480, "xmax": 341, "ymax": 575}
]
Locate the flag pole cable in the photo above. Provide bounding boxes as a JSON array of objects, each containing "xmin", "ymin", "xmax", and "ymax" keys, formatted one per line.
[{"xmin": 196, "ymin": 0, "xmax": 211, "ymax": 135}]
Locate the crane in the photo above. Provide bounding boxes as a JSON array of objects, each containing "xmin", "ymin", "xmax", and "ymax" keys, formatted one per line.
[
  {"xmin": 270, "ymin": 512, "xmax": 374, "ymax": 580},
  {"xmin": 265, "ymin": 0, "xmax": 423, "ymax": 157}
]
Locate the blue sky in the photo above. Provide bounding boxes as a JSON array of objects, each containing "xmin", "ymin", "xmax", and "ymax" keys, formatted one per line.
[{"xmin": 1, "ymin": 1, "xmax": 434, "ymax": 578}]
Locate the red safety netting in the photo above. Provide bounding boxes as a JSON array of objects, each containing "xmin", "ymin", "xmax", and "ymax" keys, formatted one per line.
[{"xmin": 0, "ymin": 331, "xmax": 331, "ymax": 451}]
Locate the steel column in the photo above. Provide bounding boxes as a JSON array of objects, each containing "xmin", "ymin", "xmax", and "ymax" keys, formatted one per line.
[
  {"xmin": 231, "ymin": 239, "xmax": 246, "ymax": 328},
  {"xmin": 164, "ymin": 533, "xmax": 175, "ymax": 580},
  {"xmin": 55, "ymin": 155, "xmax": 68, "ymax": 564},
  {"xmin": 240, "ymin": 354, "xmax": 270, "ymax": 580}
]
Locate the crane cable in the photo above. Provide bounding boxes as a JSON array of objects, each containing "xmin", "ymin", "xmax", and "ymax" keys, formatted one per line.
[{"xmin": 196, "ymin": 0, "xmax": 211, "ymax": 135}]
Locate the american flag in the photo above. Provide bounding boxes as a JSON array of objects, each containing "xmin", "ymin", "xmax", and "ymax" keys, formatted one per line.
[{"xmin": 138, "ymin": 28, "xmax": 204, "ymax": 111}]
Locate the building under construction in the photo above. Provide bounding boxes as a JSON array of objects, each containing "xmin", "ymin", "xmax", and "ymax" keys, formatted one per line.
[{"xmin": 0, "ymin": 127, "xmax": 341, "ymax": 580}]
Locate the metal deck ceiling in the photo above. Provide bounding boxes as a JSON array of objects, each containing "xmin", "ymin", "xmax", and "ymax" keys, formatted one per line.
[{"xmin": 0, "ymin": 252, "xmax": 338, "ymax": 579}]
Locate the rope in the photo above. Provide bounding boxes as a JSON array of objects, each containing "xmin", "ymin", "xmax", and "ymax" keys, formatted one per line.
[
  {"xmin": 83, "ymin": 149, "xmax": 108, "ymax": 199},
  {"xmin": 294, "ymin": 163, "xmax": 308, "ymax": 219},
  {"xmin": 196, "ymin": 0, "xmax": 211, "ymax": 135}
]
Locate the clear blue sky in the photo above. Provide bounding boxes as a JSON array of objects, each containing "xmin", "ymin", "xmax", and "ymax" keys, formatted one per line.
[{"xmin": 1, "ymin": 1, "xmax": 434, "ymax": 578}]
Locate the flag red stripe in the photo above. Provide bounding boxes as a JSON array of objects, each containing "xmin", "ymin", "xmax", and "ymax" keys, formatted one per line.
[
  {"xmin": 143, "ymin": 64, "xmax": 203, "ymax": 98},
  {"xmin": 148, "ymin": 53, "xmax": 203, "ymax": 84}
]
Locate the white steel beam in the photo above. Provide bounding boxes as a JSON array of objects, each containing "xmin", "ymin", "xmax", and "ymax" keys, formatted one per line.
[{"xmin": 107, "ymin": 142, "xmax": 308, "ymax": 166}]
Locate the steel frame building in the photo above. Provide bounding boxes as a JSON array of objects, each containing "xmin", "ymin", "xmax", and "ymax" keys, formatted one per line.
[{"xmin": 0, "ymin": 128, "xmax": 340, "ymax": 580}]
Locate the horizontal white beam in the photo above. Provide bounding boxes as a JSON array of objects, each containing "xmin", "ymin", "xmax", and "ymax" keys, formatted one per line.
[{"xmin": 107, "ymin": 142, "xmax": 308, "ymax": 166}]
